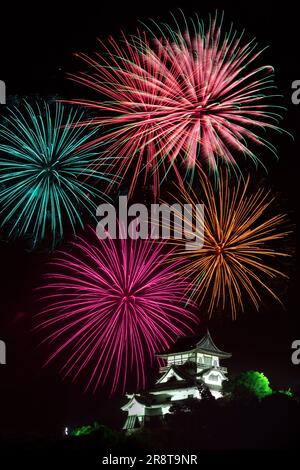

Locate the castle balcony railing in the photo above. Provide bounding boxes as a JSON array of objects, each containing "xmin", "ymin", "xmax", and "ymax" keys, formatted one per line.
[{"xmin": 159, "ymin": 361, "xmax": 227, "ymax": 374}]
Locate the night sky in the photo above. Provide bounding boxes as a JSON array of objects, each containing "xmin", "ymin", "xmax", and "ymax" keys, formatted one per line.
[{"xmin": 0, "ymin": 1, "xmax": 299, "ymax": 438}]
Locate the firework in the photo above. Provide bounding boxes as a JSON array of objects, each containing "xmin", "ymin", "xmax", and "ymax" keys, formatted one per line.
[
  {"xmin": 0, "ymin": 100, "xmax": 112, "ymax": 249},
  {"xmin": 36, "ymin": 228, "xmax": 197, "ymax": 393},
  {"xmin": 170, "ymin": 171, "xmax": 290, "ymax": 319},
  {"xmin": 69, "ymin": 12, "xmax": 283, "ymax": 197}
]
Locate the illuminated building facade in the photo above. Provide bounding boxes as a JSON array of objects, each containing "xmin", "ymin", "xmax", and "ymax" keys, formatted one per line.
[{"xmin": 122, "ymin": 331, "xmax": 231, "ymax": 431}]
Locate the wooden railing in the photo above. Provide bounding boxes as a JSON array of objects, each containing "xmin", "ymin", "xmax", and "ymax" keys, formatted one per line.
[{"xmin": 159, "ymin": 362, "xmax": 227, "ymax": 373}]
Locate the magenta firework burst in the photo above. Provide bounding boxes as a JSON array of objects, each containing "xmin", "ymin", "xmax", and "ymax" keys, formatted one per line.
[
  {"xmin": 36, "ymin": 229, "xmax": 197, "ymax": 393},
  {"xmin": 69, "ymin": 12, "xmax": 283, "ymax": 197}
]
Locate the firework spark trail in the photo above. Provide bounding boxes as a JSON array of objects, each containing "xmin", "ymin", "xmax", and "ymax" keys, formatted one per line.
[
  {"xmin": 68, "ymin": 12, "xmax": 284, "ymax": 197},
  {"xmin": 168, "ymin": 171, "xmax": 290, "ymax": 319},
  {"xmin": 0, "ymin": 100, "xmax": 113, "ymax": 249},
  {"xmin": 36, "ymin": 228, "xmax": 198, "ymax": 393}
]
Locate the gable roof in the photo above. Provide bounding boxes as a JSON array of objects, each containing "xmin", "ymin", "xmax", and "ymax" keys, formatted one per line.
[
  {"xmin": 122, "ymin": 392, "xmax": 177, "ymax": 410},
  {"xmin": 197, "ymin": 367, "xmax": 227, "ymax": 381},
  {"xmin": 156, "ymin": 366, "xmax": 185, "ymax": 384},
  {"xmin": 121, "ymin": 394, "xmax": 149, "ymax": 411},
  {"xmin": 156, "ymin": 364, "xmax": 196, "ymax": 384}
]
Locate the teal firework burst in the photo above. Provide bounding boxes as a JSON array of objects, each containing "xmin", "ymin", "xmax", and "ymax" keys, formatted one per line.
[{"xmin": 0, "ymin": 100, "xmax": 111, "ymax": 249}]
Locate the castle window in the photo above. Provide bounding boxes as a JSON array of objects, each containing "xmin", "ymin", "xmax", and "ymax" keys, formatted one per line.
[
  {"xmin": 203, "ymin": 355, "xmax": 212, "ymax": 366},
  {"xmin": 182, "ymin": 353, "xmax": 189, "ymax": 363},
  {"xmin": 209, "ymin": 374, "xmax": 219, "ymax": 382},
  {"xmin": 167, "ymin": 355, "xmax": 175, "ymax": 365}
]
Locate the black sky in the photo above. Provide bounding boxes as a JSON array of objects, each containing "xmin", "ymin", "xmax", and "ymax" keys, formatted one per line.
[{"xmin": 0, "ymin": 0, "xmax": 299, "ymax": 437}]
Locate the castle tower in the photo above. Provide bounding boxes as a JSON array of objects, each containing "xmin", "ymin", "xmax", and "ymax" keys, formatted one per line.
[{"xmin": 121, "ymin": 331, "xmax": 231, "ymax": 431}]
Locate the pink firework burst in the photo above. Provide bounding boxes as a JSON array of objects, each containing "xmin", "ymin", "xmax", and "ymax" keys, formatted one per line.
[
  {"xmin": 68, "ymin": 12, "xmax": 283, "ymax": 197},
  {"xmin": 36, "ymin": 228, "xmax": 197, "ymax": 393}
]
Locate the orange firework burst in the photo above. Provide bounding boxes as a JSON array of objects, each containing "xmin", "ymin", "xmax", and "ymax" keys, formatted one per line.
[{"xmin": 170, "ymin": 172, "xmax": 290, "ymax": 319}]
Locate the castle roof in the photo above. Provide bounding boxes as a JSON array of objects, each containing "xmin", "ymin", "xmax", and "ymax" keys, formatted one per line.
[
  {"xmin": 121, "ymin": 392, "xmax": 178, "ymax": 410},
  {"xmin": 157, "ymin": 364, "xmax": 196, "ymax": 383},
  {"xmin": 196, "ymin": 330, "xmax": 231, "ymax": 358},
  {"xmin": 157, "ymin": 330, "xmax": 231, "ymax": 359}
]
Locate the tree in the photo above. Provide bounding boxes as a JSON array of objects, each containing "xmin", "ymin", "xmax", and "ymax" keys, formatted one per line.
[
  {"xmin": 278, "ymin": 388, "xmax": 294, "ymax": 398},
  {"xmin": 223, "ymin": 371, "xmax": 272, "ymax": 400},
  {"xmin": 198, "ymin": 383, "xmax": 215, "ymax": 401}
]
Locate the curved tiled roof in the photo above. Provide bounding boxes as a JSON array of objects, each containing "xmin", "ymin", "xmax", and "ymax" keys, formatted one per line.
[{"xmin": 157, "ymin": 330, "xmax": 231, "ymax": 358}]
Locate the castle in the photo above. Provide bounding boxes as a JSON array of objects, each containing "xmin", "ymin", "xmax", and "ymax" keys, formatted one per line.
[{"xmin": 122, "ymin": 331, "xmax": 231, "ymax": 431}]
